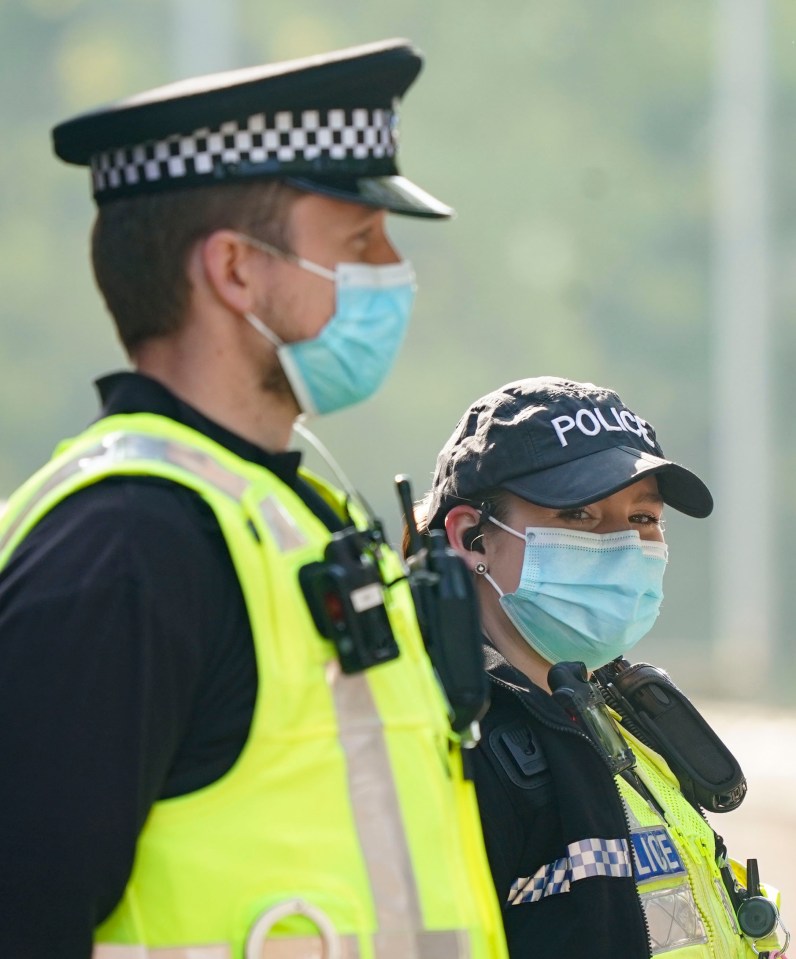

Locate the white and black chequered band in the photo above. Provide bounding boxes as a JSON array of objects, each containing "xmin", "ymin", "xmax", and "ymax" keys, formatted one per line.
[
  {"xmin": 508, "ymin": 837, "xmax": 632, "ymax": 905},
  {"xmin": 90, "ymin": 105, "xmax": 398, "ymax": 198}
]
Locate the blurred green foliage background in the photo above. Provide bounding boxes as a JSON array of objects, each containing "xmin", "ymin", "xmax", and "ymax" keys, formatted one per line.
[{"xmin": 1, "ymin": 0, "xmax": 794, "ymax": 698}]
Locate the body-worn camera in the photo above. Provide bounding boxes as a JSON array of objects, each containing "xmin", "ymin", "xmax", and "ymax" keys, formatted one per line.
[{"xmin": 300, "ymin": 527, "xmax": 399, "ymax": 674}]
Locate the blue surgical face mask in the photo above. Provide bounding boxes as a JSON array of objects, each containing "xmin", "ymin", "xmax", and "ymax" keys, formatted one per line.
[
  {"xmin": 483, "ymin": 517, "xmax": 668, "ymax": 670},
  {"xmin": 240, "ymin": 234, "xmax": 416, "ymax": 416}
]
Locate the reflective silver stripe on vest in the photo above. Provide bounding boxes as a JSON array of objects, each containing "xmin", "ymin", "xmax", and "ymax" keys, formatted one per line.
[
  {"xmin": 257, "ymin": 494, "xmax": 309, "ymax": 551},
  {"xmin": 0, "ymin": 438, "xmax": 105, "ymax": 558},
  {"xmin": 641, "ymin": 883, "xmax": 709, "ymax": 955},
  {"xmin": 93, "ymin": 936, "xmax": 460, "ymax": 959},
  {"xmin": 327, "ymin": 661, "xmax": 470, "ymax": 959},
  {"xmin": 94, "ymin": 937, "xmax": 364, "ymax": 959},
  {"xmin": 714, "ymin": 876, "xmax": 741, "ymax": 936},
  {"xmin": 94, "ymin": 946, "xmax": 231, "ymax": 958},
  {"xmin": 0, "ymin": 432, "xmax": 308, "ymax": 559},
  {"xmin": 257, "ymin": 938, "xmax": 359, "ymax": 959}
]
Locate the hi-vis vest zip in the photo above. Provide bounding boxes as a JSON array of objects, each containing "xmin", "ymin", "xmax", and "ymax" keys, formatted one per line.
[
  {"xmin": 0, "ymin": 414, "xmax": 508, "ymax": 959},
  {"xmin": 615, "ymin": 729, "xmax": 759, "ymax": 959}
]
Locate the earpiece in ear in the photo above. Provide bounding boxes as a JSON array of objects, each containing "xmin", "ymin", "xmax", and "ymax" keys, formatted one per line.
[{"xmin": 463, "ymin": 527, "xmax": 485, "ymax": 553}]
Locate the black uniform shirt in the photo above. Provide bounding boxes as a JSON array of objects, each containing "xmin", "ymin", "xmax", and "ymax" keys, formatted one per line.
[
  {"xmin": 0, "ymin": 371, "xmax": 343, "ymax": 958},
  {"xmin": 471, "ymin": 646, "xmax": 651, "ymax": 958}
]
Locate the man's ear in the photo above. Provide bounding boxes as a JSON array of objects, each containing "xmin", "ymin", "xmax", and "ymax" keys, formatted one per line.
[
  {"xmin": 444, "ymin": 505, "xmax": 485, "ymax": 571},
  {"xmin": 197, "ymin": 230, "xmax": 265, "ymax": 315}
]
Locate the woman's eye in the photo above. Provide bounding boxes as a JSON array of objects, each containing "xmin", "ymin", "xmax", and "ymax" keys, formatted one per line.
[
  {"xmin": 558, "ymin": 509, "xmax": 591, "ymax": 522},
  {"xmin": 631, "ymin": 513, "xmax": 662, "ymax": 526}
]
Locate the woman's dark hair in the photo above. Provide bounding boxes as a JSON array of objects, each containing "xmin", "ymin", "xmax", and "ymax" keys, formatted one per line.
[{"xmin": 401, "ymin": 488, "xmax": 513, "ymax": 559}]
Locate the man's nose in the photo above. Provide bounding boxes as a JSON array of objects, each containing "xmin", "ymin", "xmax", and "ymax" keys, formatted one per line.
[{"xmin": 365, "ymin": 222, "xmax": 401, "ymax": 265}]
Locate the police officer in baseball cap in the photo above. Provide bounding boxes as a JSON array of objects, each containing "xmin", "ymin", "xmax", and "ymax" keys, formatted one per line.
[
  {"xmin": 0, "ymin": 42, "xmax": 510, "ymax": 959},
  {"xmin": 411, "ymin": 375, "xmax": 786, "ymax": 959}
]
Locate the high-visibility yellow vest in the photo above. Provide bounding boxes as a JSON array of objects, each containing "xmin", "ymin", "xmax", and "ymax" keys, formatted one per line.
[
  {"xmin": 617, "ymin": 726, "xmax": 779, "ymax": 958},
  {"xmin": 0, "ymin": 414, "xmax": 508, "ymax": 959}
]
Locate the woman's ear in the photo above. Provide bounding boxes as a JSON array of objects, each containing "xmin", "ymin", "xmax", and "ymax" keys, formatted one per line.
[{"xmin": 444, "ymin": 505, "xmax": 485, "ymax": 571}]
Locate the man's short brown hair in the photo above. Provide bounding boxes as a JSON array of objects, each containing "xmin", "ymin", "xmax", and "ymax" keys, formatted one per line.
[{"xmin": 91, "ymin": 179, "xmax": 301, "ymax": 354}]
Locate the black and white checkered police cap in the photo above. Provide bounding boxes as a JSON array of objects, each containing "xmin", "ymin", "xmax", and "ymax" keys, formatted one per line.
[
  {"xmin": 427, "ymin": 376, "xmax": 713, "ymax": 527},
  {"xmin": 51, "ymin": 38, "xmax": 452, "ymax": 218}
]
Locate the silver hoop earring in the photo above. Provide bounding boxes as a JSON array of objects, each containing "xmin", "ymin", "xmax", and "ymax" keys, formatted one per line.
[{"xmin": 475, "ymin": 562, "xmax": 487, "ymax": 575}]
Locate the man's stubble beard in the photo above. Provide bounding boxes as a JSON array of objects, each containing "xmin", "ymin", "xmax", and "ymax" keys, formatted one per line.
[
  {"xmin": 255, "ymin": 294, "xmax": 297, "ymax": 405},
  {"xmin": 261, "ymin": 352, "xmax": 293, "ymax": 398}
]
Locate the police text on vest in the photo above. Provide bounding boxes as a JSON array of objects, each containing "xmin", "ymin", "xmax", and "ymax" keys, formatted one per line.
[{"xmin": 630, "ymin": 827, "xmax": 687, "ymax": 884}]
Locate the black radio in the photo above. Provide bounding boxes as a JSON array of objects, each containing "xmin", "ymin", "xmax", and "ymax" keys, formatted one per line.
[
  {"xmin": 396, "ymin": 475, "xmax": 489, "ymax": 733},
  {"xmin": 594, "ymin": 658, "xmax": 747, "ymax": 813}
]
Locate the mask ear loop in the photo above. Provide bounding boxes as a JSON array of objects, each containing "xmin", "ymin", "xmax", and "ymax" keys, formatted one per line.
[
  {"xmin": 487, "ymin": 513, "xmax": 526, "ymax": 542},
  {"xmin": 475, "ymin": 500, "xmax": 492, "ymax": 534},
  {"xmin": 235, "ymin": 232, "xmax": 336, "ymax": 281}
]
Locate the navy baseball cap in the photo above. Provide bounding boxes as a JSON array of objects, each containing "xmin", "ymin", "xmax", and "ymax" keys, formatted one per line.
[
  {"xmin": 52, "ymin": 39, "xmax": 452, "ymax": 218},
  {"xmin": 427, "ymin": 376, "xmax": 713, "ymax": 527}
]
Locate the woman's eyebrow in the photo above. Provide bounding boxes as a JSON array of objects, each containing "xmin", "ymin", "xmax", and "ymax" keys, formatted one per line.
[{"xmin": 633, "ymin": 491, "xmax": 665, "ymax": 505}]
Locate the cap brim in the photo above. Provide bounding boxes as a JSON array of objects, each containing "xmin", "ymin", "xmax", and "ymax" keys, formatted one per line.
[
  {"xmin": 501, "ymin": 445, "xmax": 713, "ymax": 518},
  {"xmin": 285, "ymin": 174, "xmax": 454, "ymax": 219}
]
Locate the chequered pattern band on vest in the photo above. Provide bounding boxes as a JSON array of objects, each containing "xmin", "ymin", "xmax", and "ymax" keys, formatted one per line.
[
  {"xmin": 90, "ymin": 106, "xmax": 397, "ymax": 195},
  {"xmin": 508, "ymin": 837, "xmax": 632, "ymax": 905}
]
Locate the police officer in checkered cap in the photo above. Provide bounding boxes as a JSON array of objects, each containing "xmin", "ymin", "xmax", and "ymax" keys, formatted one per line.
[
  {"xmin": 409, "ymin": 375, "xmax": 788, "ymax": 959},
  {"xmin": 0, "ymin": 43, "xmax": 511, "ymax": 959}
]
